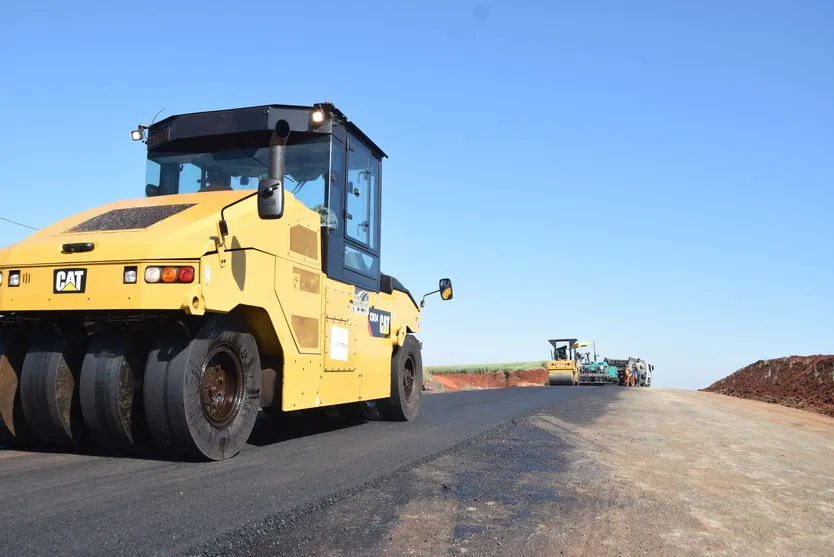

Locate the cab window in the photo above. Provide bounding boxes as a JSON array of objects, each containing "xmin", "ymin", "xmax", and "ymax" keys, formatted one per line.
[
  {"xmin": 145, "ymin": 135, "xmax": 329, "ymax": 213},
  {"xmin": 345, "ymin": 136, "xmax": 380, "ymax": 250}
]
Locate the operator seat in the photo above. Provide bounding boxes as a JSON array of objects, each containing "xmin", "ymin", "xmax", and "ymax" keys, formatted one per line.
[{"xmin": 201, "ymin": 168, "xmax": 233, "ymax": 192}]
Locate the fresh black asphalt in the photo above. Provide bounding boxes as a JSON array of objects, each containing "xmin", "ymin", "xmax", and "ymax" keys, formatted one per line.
[{"xmin": 0, "ymin": 386, "xmax": 608, "ymax": 556}]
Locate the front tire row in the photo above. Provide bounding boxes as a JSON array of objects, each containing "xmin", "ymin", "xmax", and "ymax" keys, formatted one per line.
[{"xmin": 143, "ymin": 316, "xmax": 261, "ymax": 461}]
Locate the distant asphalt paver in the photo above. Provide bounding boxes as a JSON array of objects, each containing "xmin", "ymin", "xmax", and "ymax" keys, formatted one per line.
[{"xmin": 0, "ymin": 386, "xmax": 599, "ymax": 556}]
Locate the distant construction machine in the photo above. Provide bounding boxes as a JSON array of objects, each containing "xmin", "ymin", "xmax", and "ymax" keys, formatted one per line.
[
  {"xmin": 605, "ymin": 358, "xmax": 633, "ymax": 386},
  {"xmin": 576, "ymin": 341, "xmax": 617, "ymax": 385},
  {"xmin": 546, "ymin": 338, "xmax": 591, "ymax": 386},
  {"xmin": 605, "ymin": 357, "xmax": 654, "ymax": 387},
  {"xmin": 578, "ymin": 360, "xmax": 618, "ymax": 385}
]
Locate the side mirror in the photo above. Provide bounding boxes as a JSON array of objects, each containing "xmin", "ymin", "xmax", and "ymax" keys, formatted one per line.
[
  {"xmin": 439, "ymin": 278, "xmax": 453, "ymax": 300},
  {"xmin": 258, "ymin": 178, "xmax": 284, "ymax": 219},
  {"xmin": 420, "ymin": 277, "xmax": 454, "ymax": 308}
]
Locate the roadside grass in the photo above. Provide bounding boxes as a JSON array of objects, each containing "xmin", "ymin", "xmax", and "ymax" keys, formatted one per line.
[{"xmin": 425, "ymin": 361, "xmax": 547, "ymax": 375}]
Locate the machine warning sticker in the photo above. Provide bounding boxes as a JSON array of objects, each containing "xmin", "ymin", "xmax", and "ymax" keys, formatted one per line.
[
  {"xmin": 53, "ymin": 268, "xmax": 87, "ymax": 294},
  {"xmin": 352, "ymin": 287, "xmax": 369, "ymax": 314},
  {"xmin": 330, "ymin": 326, "xmax": 349, "ymax": 361},
  {"xmin": 368, "ymin": 308, "xmax": 391, "ymax": 338}
]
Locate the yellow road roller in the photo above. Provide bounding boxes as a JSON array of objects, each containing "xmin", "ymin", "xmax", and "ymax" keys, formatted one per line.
[
  {"xmin": 546, "ymin": 338, "xmax": 591, "ymax": 386},
  {"xmin": 0, "ymin": 102, "xmax": 452, "ymax": 460}
]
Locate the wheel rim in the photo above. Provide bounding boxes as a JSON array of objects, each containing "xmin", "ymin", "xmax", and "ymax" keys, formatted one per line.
[
  {"xmin": 200, "ymin": 345, "xmax": 244, "ymax": 428},
  {"xmin": 402, "ymin": 356, "xmax": 416, "ymax": 402}
]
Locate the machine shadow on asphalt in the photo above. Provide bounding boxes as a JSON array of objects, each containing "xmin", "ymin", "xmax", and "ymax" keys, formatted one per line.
[
  {"xmin": 245, "ymin": 410, "xmax": 368, "ymax": 447},
  {"xmin": 0, "ymin": 410, "xmax": 370, "ymax": 462}
]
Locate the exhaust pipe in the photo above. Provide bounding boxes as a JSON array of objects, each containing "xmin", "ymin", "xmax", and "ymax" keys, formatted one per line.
[{"xmin": 258, "ymin": 119, "xmax": 291, "ymax": 220}]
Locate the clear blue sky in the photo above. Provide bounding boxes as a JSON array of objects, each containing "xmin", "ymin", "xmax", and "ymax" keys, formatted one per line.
[{"xmin": 1, "ymin": 1, "xmax": 831, "ymax": 390}]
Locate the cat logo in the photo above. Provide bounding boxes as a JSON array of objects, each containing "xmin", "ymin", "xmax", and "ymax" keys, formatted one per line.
[
  {"xmin": 368, "ymin": 308, "xmax": 391, "ymax": 338},
  {"xmin": 53, "ymin": 268, "xmax": 87, "ymax": 294}
]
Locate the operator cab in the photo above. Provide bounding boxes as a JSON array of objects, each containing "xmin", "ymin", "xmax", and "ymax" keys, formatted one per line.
[
  {"xmin": 549, "ymin": 338, "xmax": 578, "ymax": 361},
  {"xmin": 137, "ymin": 103, "xmax": 386, "ymax": 292}
]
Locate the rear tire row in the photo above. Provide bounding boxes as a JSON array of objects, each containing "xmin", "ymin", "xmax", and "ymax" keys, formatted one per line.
[
  {"xmin": 0, "ymin": 315, "xmax": 261, "ymax": 461},
  {"xmin": 1, "ymin": 319, "xmax": 424, "ymax": 461}
]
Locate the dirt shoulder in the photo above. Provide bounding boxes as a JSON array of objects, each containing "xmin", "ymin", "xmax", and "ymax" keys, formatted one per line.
[
  {"xmin": 427, "ymin": 369, "xmax": 548, "ymax": 391},
  {"xmin": 192, "ymin": 388, "xmax": 834, "ymax": 557}
]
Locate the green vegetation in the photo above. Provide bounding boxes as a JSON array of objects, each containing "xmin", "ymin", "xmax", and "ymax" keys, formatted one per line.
[{"xmin": 425, "ymin": 361, "xmax": 547, "ymax": 375}]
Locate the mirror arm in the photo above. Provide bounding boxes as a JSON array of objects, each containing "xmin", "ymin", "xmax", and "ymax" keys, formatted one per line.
[
  {"xmin": 420, "ymin": 289, "xmax": 441, "ymax": 308},
  {"xmin": 218, "ymin": 190, "xmax": 259, "ymax": 239}
]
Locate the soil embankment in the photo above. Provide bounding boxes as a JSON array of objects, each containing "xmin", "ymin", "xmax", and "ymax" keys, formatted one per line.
[
  {"xmin": 426, "ymin": 369, "xmax": 547, "ymax": 392},
  {"xmin": 702, "ymin": 355, "xmax": 834, "ymax": 417}
]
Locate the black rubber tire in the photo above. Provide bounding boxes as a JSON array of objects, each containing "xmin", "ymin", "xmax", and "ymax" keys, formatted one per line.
[
  {"xmin": 0, "ymin": 334, "xmax": 32, "ymax": 446},
  {"xmin": 20, "ymin": 335, "xmax": 88, "ymax": 447},
  {"xmin": 79, "ymin": 332, "xmax": 148, "ymax": 453},
  {"xmin": 142, "ymin": 328, "xmax": 189, "ymax": 458},
  {"xmin": 143, "ymin": 316, "xmax": 261, "ymax": 461},
  {"xmin": 378, "ymin": 335, "xmax": 422, "ymax": 421}
]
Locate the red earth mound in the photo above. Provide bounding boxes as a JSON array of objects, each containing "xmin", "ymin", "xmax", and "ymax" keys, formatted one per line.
[
  {"xmin": 426, "ymin": 369, "xmax": 548, "ymax": 392},
  {"xmin": 702, "ymin": 355, "xmax": 834, "ymax": 417}
]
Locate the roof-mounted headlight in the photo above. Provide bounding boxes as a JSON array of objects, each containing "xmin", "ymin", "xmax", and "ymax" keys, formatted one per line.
[
  {"xmin": 130, "ymin": 125, "xmax": 147, "ymax": 142},
  {"xmin": 310, "ymin": 107, "xmax": 326, "ymax": 127}
]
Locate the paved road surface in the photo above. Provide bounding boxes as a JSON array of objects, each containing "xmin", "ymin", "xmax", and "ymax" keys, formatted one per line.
[
  {"xmin": 209, "ymin": 388, "xmax": 831, "ymax": 557},
  {"xmin": 0, "ymin": 386, "xmax": 596, "ymax": 556},
  {"xmin": 4, "ymin": 387, "xmax": 832, "ymax": 556}
]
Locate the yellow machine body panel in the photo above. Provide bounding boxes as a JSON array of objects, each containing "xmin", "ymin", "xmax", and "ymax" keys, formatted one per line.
[
  {"xmin": 546, "ymin": 360, "xmax": 578, "ymax": 386},
  {"xmin": 0, "ymin": 190, "xmax": 421, "ymax": 413},
  {"xmin": 0, "ymin": 261, "xmax": 200, "ymax": 311}
]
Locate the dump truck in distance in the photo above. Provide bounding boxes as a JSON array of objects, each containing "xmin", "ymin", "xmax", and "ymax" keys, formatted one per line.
[
  {"xmin": 634, "ymin": 359, "xmax": 653, "ymax": 387},
  {"xmin": 0, "ymin": 102, "xmax": 452, "ymax": 460}
]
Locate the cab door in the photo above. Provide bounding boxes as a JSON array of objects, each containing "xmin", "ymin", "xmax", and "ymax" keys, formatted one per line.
[
  {"xmin": 319, "ymin": 282, "xmax": 360, "ymax": 405},
  {"xmin": 342, "ymin": 134, "xmax": 381, "ymax": 288}
]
